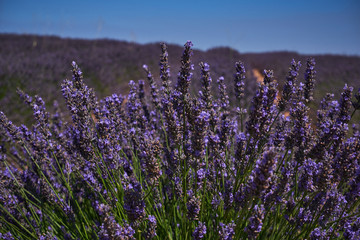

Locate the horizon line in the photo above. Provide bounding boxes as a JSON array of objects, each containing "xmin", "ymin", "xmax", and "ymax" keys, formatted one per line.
[{"xmin": 1, "ymin": 31, "xmax": 360, "ymax": 58}]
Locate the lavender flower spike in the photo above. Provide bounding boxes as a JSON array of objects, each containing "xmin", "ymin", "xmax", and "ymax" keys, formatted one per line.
[
  {"xmin": 193, "ymin": 222, "xmax": 207, "ymax": 239},
  {"xmin": 187, "ymin": 194, "xmax": 201, "ymax": 221},
  {"xmin": 176, "ymin": 41, "xmax": 194, "ymax": 98},
  {"xmin": 245, "ymin": 205, "xmax": 265, "ymax": 239},
  {"xmin": 234, "ymin": 61, "xmax": 246, "ymax": 103},
  {"xmin": 217, "ymin": 76, "xmax": 230, "ymax": 111},
  {"xmin": 159, "ymin": 42, "xmax": 171, "ymax": 96},
  {"xmin": 337, "ymin": 84, "xmax": 353, "ymax": 124},
  {"xmin": 123, "ymin": 179, "xmax": 145, "ymax": 222},
  {"xmin": 245, "ymin": 149, "xmax": 277, "ymax": 201},
  {"xmin": 218, "ymin": 222, "xmax": 236, "ymax": 240},
  {"xmin": 199, "ymin": 62, "xmax": 213, "ymax": 109},
  {"xmin": 143, "ymin": 64, "xmax": 160, "ymax": 110},
  {"xmin": 304, "ymin": 57, "xmax": 316, "ymax": 103},
  {"xmin": 278, "ymin": 59, "xmax": 301, "ymax": 111},
  {"xmin": 144, "ymin": 215, "xmax": 157, "ymax": 239}
]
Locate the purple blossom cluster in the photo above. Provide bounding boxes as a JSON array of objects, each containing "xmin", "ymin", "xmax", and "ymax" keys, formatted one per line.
[{"xmin": 0, "ymin": 41, "xmax": 359, "ymax": 239}]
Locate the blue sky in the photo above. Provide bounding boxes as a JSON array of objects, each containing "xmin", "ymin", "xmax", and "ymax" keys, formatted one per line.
[{"xmin": 1, "ymin": 0, "xmax": 359, "ymax": 55}]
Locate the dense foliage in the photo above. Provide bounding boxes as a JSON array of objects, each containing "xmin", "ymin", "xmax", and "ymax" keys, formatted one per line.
[{"xmin": 0, "ymin": 41, "xmax": 360, "ymax": 239}]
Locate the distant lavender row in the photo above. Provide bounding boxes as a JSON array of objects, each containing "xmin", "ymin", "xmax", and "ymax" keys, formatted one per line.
[{"xmin": 0, "ymin": 41, "xmax": 360, "ymax": 239}]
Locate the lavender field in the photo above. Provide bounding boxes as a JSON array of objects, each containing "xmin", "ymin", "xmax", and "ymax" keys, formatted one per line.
[
  {"xmin": 0, "ymin": 35, "xmax": 360, "ymax": 239},
  {"xmin": 1, "ymin": 34, "xmax": 360, "ymax": 125}
]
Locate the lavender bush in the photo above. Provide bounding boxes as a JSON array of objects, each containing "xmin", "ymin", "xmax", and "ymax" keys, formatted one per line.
[{"xmin": 0, "ymin": 42, "xmax": 360, "ymax": 239}]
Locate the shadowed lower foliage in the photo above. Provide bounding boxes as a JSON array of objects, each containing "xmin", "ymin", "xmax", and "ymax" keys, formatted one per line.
[{"xmin": 0, "ymin": 41, "xmax": 360, "ymax": 239}]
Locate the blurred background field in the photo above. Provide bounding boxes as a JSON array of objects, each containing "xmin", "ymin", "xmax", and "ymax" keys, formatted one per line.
[{"xmin": 1, "ymin": 33, "xmax": 359, "ymax": 126}]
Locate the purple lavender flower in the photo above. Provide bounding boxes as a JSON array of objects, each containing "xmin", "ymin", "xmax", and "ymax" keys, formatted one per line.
[
  {"xmin": 343, "ymin": 217, "xmax": 360, "ymax": 240},
  {"xmin": 211, "ymin": 194, "xmax": 221, "ymax": 209},
  {"xmin": 310, "ymin": 94, "xmax": 337, "ymax": 158},
  {"xmin": 328, "ymin": 84, "xmax": 353, "ymax": 153},
  {"xmin": 271, "ymin": 115, "xmax": 290, "ymax": 147},
  {"xmin": 244, "ymin": 149, "xmax": 277, "ymax": 202},
  {"xmin": 162, "ymin": 97, "xmax": 181, "ymax": 147},
  {"xmin": 138, "ymin": 79, "xmax": 150, "ymax": 120},
  {"xmin": 285, "ymin": 101, "xmax": 312, "ymax": 164},
  {"xmin": 234, "ymin": 61, "xmax": 246, "ymax": 103},
  {"xmin": 0, "ymin": 232, "xmax": 15, "ymax": 240},
  {"xmin": 174, "ymin": 41, "xmax": 194, "ymax": 107},
  {"xmin": 187, "ymin": 194, "xmax": 201, "ymax": 221},
  {"xmin": 17, "ymin": 90, "xmax": 51, "ymax": 139},
  {"xmin": 304, "ymin": 57, "xmax": 316, "ymax": 102},
  {"xmin": 189, "ymin": 109, "xmax": 210, "ymax": 161},
  {"xmin": 298, "ymin": 158, "xmax": 317, "ymax": 192},
  {"xmin": 337, "ymin": 84, "xmax": 353, "ymax": 125},
  {"xmin": 96, "ymin": 117, "xmax": 123, "ymax": 171},
  {"xmin": 346, "ymin": 167, "xmax": 360, "ymax": 203},
  {"xmin": 296, "ymin": 207, "xmax": 313, "ymax": 227},
  {"xmin": 143, "ymin": 64, "xmax": 160, "ymax": 110},
  {"xmin": 319, "ymin": 187, "xmax": 347, "ymax": 226},
  {"xmin": 278, "ymin": 59, "xmax": 301, "ymax": 111},
  {"xmin": 193, "ymin": 222, "xmax": 207, "ymax": 239},
  {"xmin": 245, "ymin": 205, "xmax": 264, "ymax": 239},
  {"xmin": 127, "ymin": 80, "xmax": 148, "ymax": 152},
  {"xmin": 264, "ymin": 162, "xmax": 292, "ymax": 206},
  {"xmin": 218, "ymin": 222, "xmax": 236, "ymax": 240},
  {"xmin": 217, "ymin": 76, "xmax": 230, "ymax": 111},
  {"xmin": 61, "ymin": 62, "xmax": 98, "ymax": 159},
  {"xmin": 309, "ymin": 227, "xmax": 328, "ymax": 240},
  {"xmin": 127, "ymin": 80, "xmax": 141, "ymax": 128},
  {"xmin": 0, "ymin": 112, "xmax": 22, "ymax": 142},
  {"xmin": 62, "ymin": 61, "xmax": 98, "ymax": 123},
  {"xmin": 234, "ymin": 132, "xmax": 247, "ymax": 172},
  {"xmin": 332, "ymin": 137, "xmax": 358, "ymax": 183},
  {"xmin": 98, "ymin": 221, "xmax": 135, "ymax": 240},
  {"xmin": 223, "ymin": 179, "xmax": 234, "ymax": 210},
  {"xmin": 159, "ymin": 42, "xmax": 171, "ymax": 97},
  {"xmin": 199, "ymin": 62, "xmax": 213, "ymax": 109},
  {"xmin": 218, "ymin": 112, "xmax": 234, "ymax": 151},
  {"xmin": 38, "ymin": 232, "xmax": 58, "ymax": 240},
  {"xmin": 309, "ymin": 192, "xmax": 327, "ymax": 215},
  {"xmin": 139, "ymin": 134, "xmax": 161, "ymax": 185},
  {"xmin": 123, "ymin": 179, "xmax": 145, "ymax": 222},
  {"xmin": 313, "ymin": 151, "xmax": 333, "ymax": 191},
  {"xmin": 246, "ymin": 70, "xmax": 277, "ymax": 140},
  {"xmin": 143, "ymin": 215, "xmax": 157, "ymax": 239}
]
